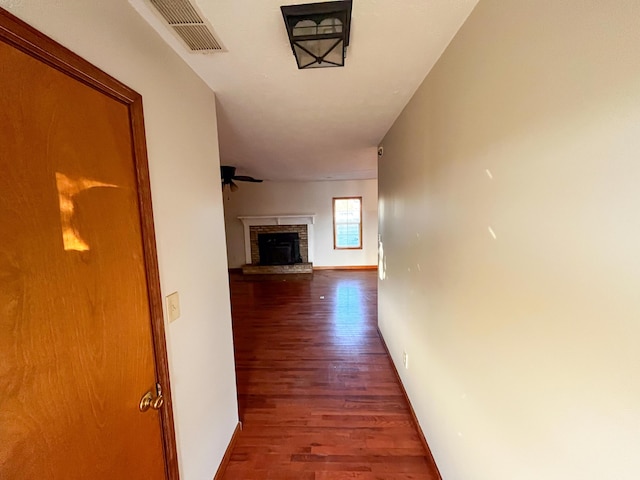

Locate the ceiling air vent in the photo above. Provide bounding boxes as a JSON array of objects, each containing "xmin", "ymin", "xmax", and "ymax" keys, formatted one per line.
[{"xmin": 149, "ymin": 0, "xmax": 224, "ymax": 52}]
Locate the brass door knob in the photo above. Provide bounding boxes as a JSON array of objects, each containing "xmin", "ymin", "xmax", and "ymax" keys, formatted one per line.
[{"xmin": 139, "ymin": 384, "xmax": 164, "ymax": 412}]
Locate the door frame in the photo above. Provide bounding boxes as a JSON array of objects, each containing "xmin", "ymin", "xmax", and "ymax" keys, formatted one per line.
[{"xmin": 0, "ymin": 8, "xmax": 180, "ymax": 479}]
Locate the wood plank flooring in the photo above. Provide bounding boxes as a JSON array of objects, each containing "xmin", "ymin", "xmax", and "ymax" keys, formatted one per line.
[{"xmin": 220, "ymin": 270, "xmax": 440, "ymax": 480}]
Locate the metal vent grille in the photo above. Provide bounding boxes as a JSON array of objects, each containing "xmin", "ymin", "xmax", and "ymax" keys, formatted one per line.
[
  {"xmin": 150, "ymin": 0, "xmax": 223, "ymax": 52},
  {"xmin": 173, "ymin": 25, "xmax": 222, "ymax": 51}
]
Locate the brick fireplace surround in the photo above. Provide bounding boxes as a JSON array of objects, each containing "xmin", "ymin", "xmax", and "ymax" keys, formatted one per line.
[{"xmin": 238, "ymin": 215, "xmax": 315, "ymax": 274}]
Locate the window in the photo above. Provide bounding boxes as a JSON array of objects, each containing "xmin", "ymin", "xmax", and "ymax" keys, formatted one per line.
[{"xmin": 333, "ymin": 197, "xmax": 362, "ymax": 249}]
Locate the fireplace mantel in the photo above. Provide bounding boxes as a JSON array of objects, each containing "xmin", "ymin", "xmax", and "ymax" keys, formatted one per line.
[
  {"xmin": 238, "ymin": 214, "xmax": 316, "ymax": 226},
  {"xmin": 238, "ymin": 214, "xmax": 316, "ymax": 264}
]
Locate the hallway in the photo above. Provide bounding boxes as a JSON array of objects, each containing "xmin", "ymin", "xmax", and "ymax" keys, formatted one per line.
[{"xmin": 221, "ymin": 270, "xmax": 440, "ymax": 479}]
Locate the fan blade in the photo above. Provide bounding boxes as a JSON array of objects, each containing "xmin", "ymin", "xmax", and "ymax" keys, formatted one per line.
[
  {"xmin": 233, "ymin": 175, "xmax": 263, "ymax": 183},
  {"xmin": 230, "ymin": 180, "xmax": 239, "ymax": 192}
]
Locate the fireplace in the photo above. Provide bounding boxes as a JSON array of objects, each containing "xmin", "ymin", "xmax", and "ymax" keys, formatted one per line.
[
  {"xmin": 258, "ymin": 232, "xmax": 302, "ymax": 265},
  {"xmin": 238, "ymin": 214, "xmax": 315, "ymax": 274}
]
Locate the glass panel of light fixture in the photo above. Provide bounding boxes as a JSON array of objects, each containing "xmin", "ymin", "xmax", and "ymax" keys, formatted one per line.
[
  {"xmin": 293, "ymin": 19, "xmax": 317, "ymax": 36},
  {"xmin": 298, "ymin": 39, "xmax": 342, "ymax": 62},
  {"xmin": 322, "ymin": 39, "xmax": 344, "ymax": 65},
  {"xmin": 318, "ymin": 17, "xmax": 342, "ymax": 34},
  {"xmin": 294, "ymin": 40, "xmax": 343, "ymax": 67},
  {"xmin": 293, "ymin": 44, "xmax": 317, "ymax": 68}
]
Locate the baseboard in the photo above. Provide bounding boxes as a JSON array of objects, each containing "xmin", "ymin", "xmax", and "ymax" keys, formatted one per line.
[
  {"xmin": 376, "ymin": 328, "xmax": 443, "ymax": 480},
  {"xmin": 233, "ymin": 266, "xmax": 377, "ymax": 272},
  {"xmin": 313, "ymin": 265, "xmax": 378, "ymax": 271},
  {"xmin": 213, "ymin": 421, "xmax": 242, "ymax": 480}
]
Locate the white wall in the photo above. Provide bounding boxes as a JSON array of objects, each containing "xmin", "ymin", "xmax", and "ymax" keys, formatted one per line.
[
  {"xmin": 5, "ymin": 2, "xmax": 238, "ymax": 479},
  {"xmin": 223, "ymin": 180, "xmax": 378, "ymax": 268},
  {"xmin": 378, "ymin": 1, "xmax": 640, "ymax": 480}
]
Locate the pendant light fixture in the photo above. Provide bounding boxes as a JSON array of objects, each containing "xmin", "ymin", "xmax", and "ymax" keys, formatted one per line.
[{"xmin": 281, "ymin": 1, "xmax": 352, "ymax": 69}]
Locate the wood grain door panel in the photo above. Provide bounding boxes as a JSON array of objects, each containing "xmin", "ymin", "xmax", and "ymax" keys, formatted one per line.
[{"xmin": 0, "ymin": 8, "xmax": 176, "ymax": 479}]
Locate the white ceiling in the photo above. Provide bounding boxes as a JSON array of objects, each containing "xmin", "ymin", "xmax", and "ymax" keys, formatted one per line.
[{"xmin": 130, "ymin": 0, "xmax": 478, "ymax": 181}]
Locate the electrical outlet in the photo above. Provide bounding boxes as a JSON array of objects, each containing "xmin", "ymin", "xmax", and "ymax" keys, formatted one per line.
[{"xmin": 403, "ymin": 351, "xmax": 409, "ymax": 369}]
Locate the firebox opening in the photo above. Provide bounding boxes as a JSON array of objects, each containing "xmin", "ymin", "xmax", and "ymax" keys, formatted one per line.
[{"xmin": 258, "ymin": 232, "xmax": 302, "ymax": 265}]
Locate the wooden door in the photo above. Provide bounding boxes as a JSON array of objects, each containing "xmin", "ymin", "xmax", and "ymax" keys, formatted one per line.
[{"xmin": 0, "ymin": 10, "xmax": 178, "ymax": 479}]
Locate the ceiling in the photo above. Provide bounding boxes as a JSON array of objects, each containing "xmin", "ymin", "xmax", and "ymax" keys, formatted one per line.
[{"xmin": 129, "ymin": 0, "xmax": 478, "ymax": 181}]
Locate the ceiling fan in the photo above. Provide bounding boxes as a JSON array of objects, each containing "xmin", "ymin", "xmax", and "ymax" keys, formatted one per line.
[{"xmin": 220, "ymin": 165, "xmax": 263, "ymax": 192}]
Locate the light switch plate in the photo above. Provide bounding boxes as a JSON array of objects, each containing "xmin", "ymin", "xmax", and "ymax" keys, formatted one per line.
[{"xmin": 167, "ymin": 291, "xmax": 181, "ymax": 323}]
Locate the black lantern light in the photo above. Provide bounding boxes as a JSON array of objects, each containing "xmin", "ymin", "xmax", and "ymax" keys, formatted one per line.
[{"xmin": 280, "ymin": 1, "xmax": 352, "ymax": 69}]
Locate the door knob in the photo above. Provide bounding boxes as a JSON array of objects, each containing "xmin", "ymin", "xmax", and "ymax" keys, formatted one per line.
[{"xmin": 139, "ymin": 383, "xmax": 164, "ymax": 412}]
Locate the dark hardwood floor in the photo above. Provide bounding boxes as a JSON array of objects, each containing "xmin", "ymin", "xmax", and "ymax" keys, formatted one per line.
[{"xmin": 220, "ymin": 270, "xmax": 440, "ymax": 480}]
